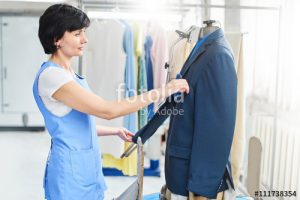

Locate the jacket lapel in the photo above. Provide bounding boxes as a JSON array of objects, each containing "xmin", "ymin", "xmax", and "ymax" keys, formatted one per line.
[
  {"xmin": 180, "ymin": 45, "xmax": 207, "ymax": 77},
  {"xmin": 180, "ymin": 28, "xmax": 224, "ymax": 77}
]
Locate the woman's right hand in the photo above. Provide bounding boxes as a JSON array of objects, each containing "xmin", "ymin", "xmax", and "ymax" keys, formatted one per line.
[{"xmin": 165, "ymin": 79, "xmax": 190, "ymax": 96}]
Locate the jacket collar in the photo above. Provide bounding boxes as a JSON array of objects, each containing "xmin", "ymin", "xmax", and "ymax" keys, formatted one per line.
[{"xmin": 180, "ymin": 28, "xmax": 224, "ymax": 77}]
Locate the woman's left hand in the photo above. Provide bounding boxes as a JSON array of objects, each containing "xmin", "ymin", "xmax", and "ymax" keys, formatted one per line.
[{"xmin": 115, "ymin": 127, "xmax": 134, "ymax": 142}]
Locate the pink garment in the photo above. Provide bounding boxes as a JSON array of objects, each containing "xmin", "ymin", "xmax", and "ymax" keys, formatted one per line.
[{"xmin": 147, "ymin": 21, "xmax": 168, "ymax": 89}]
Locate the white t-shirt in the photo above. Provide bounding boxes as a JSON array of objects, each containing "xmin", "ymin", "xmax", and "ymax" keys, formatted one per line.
[{"xmin": 38, "ymin": 66, "xmax": 75, "ymax": 117}]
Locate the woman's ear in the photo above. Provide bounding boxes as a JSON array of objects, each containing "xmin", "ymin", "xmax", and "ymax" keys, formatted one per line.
[{"xmin": 54, "ymin": 39, "xmax": 62, "ymax": 49}]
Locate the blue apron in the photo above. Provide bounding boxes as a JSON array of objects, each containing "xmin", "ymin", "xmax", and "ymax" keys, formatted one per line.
[{"xmin": 33, "ymin": 61, "xmax": 107, "ymax": 200}]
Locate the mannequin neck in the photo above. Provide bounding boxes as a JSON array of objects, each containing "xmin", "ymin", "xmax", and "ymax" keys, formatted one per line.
[{"xmin": 199, "ymin": 26, "xmax": 219, "ymax": 39}]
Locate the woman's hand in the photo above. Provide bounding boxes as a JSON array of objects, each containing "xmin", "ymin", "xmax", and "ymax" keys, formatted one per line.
[
  {"xmin": 114, "ymin": 127, "xmax": 134, "ymax": 142},
  {"xmin": 165, "ymin": 79, "xmax": 190, "ymax": 96}
]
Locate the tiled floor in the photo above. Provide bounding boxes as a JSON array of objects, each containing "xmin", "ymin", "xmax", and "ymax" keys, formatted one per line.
[{"xmin": 0, "ymin": 131, "xmax": 165, "ymax": 200}]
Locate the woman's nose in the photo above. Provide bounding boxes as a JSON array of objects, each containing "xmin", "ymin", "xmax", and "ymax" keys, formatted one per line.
[{"xmin": 81, "ymin": 33, "xmax": 88, "ymax": 44}]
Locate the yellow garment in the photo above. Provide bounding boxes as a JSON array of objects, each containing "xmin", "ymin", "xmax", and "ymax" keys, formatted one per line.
[
  {"xmin": 133, "ymin": 24, "xmax": 144, "ymax": 85},
  {"xmin": 225, "ymin": 33, "xmax": 245, "ymax": 188},
  {"xmin": 102, "ymin": 142, "xmax": 138, "ymax": 176}
]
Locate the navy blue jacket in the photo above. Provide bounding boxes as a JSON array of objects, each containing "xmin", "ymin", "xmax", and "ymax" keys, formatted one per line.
[{"xmin": 133, "ymin": 28, "xmax": 237, "ymax": 199}]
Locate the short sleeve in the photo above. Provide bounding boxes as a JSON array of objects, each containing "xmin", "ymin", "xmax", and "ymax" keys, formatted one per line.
[{"xmin": 38, "ymin": 67, "xmax": 74, "ymax": 101}]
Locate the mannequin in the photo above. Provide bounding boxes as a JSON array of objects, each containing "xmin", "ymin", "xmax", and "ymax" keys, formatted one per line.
[
  {"xmin": 123, "ymin": 20, "xmax": 235, "ymax": 200},
  {"xmin": 189, "ymin": 20, "xmax": 224, "ymax": 200},
  {"xmin": 198, "ymin": 20, "xmax": 220, "ymax": 39}
]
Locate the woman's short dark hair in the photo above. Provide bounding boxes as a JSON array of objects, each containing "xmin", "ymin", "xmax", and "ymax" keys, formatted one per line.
[{"xmin": 38, "ymin": 4, "xmax": 90, "ymax": 54}]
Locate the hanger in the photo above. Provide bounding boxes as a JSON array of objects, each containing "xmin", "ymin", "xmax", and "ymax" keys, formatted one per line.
[{"xmin": 175, "ymin": 25, "xmax": 201, "ymax": 43}]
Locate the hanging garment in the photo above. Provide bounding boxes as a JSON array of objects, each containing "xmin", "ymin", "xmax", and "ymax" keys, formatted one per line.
[
  {"xmin": 133, "ymin": 24, "xmax": 148, "ymax": 129},
  {"xmin": 133, "ymin": 24, "xmax": 143, "ymax": 84},
  {"xmin": 132, "ymin": 28, "xmax": 237, "ymax": 199},
  {"xmin": 86, "ymin": 20, "xmax": 138, "ymax": 176},
  {"xmin": 224, "ymin": 33, "xmax": 245, "ymax": 190},
  {"xmin": 145, "ymin": 22, "xmax": 169, "ymax": 161},
  {"xmin": 33, "ymin": 61, "xmax": 107, "ymax": 200},
  {"xmin": 167, "ymin": 31, "xmax": 196, "ymax": 81},
  {"xmin": 144, "ymin": 36, "xmax": 155, "ymax": 120},
  {"xmin": 147, "ymin": 21, "xmax": 168, "ymax": 90},
  {"xmin": 137, "ymin": 57, "xmax": 148, "ymax": 129},
  {"xmin": 120, "ymin": 20, "xmax": 138, "ymax": 175},
  {"xmin": 85, "ymin": 19, "xmax": 126, "ymax": 158},
  {"xmin": 121, "ymin": 20, "xmax": 137, "ymax": 133}
]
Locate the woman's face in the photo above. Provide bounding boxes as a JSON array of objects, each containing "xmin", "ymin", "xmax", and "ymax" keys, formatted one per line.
[{"xmin": 55, "ymin": 28, "xmax": 88, "ymax": 57}]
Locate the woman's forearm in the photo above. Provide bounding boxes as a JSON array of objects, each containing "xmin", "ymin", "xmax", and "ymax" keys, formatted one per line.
[
  {"xmin": 96, "ymin": 125, "xmax": 118, "ymax": 136},
  {"xmin": 53, "ymin": 79, "xmax": 189, "ymax": 120},
  {"xmin": 96, "ymin": 125, "xmax": 134, "ymax": 142}
]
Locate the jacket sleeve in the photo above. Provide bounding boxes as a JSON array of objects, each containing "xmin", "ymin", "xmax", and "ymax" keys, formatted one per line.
[
  {"xmin": 132, "ymin": 101, "xmax": 173, "ymax": 143},
  {"xmin": 187, "ymin": 52, "xmax": 237, "ymax": 198}
]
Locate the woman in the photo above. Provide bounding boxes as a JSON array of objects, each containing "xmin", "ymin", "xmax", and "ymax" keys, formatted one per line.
[{"xmin": 33, "ymin": 4, "xmax": 189, "ymax": 200}]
